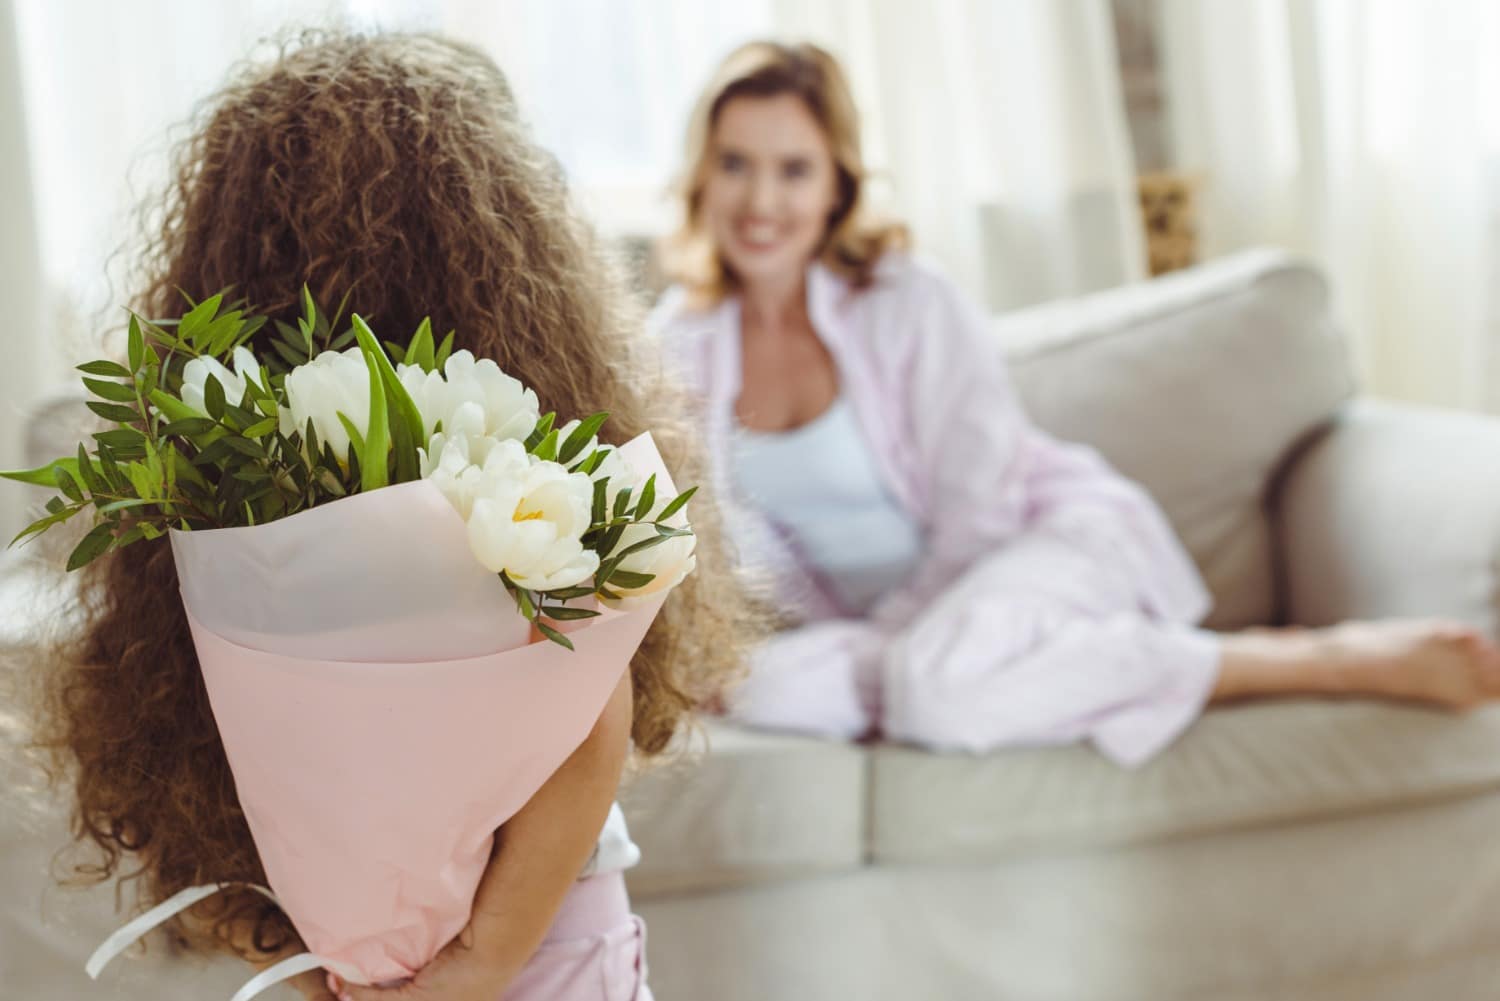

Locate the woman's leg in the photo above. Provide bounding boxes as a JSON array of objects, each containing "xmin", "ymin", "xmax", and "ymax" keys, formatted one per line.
[
  {"xmin": 882, "ymin": 527, "xmax": 1500, "ymax": 766},
  {"xmin": 1214, "ymin": 620, "xmax": 1500, "ymax": 709},
  {"xmin": 882, "ymin": 528, "xmax": 1221, "ymax": 765}
]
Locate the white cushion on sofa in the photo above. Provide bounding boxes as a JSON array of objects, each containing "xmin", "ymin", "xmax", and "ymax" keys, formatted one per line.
[{"xmin": 1004, "ymin": 248, "xmax": 1355, "ymax": 629}]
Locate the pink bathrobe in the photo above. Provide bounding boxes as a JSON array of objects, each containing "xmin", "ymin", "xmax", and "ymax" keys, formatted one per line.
[{"xmin": 653, "ymin": 254, "xmax": 1222, "ymax": 767}]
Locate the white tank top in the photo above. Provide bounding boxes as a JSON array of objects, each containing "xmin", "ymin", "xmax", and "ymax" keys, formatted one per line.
[{"xmin": 732, "ymin": 397, "xmax": 924, "ymax": 615}]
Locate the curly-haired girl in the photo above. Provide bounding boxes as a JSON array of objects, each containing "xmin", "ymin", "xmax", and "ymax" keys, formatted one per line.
[{"xmin": 30, "ymin": 30, "xmax": 747, "ymax": 1001}]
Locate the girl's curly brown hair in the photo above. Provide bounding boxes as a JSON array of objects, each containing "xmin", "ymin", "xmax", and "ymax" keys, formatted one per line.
[{"xmin": 28, "ymin": 30, "xmax": 749, "ymax": 961}]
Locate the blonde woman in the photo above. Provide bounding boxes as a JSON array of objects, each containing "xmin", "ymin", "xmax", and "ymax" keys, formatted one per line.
[{"xmin": 653, "ymin": 40, "xmax": 1500, "ymax": 766}]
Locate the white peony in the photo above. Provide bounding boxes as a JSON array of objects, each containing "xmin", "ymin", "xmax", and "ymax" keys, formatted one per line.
[
  {"xmin": 399, "ymin": 350, "xmax": 539, "ymax": 444},
  {"xmin": 181, "ymin": 347, "xmax": 264, "ymax": 416},
  {"xmin": 426, "ymin": 436, "xmax": 599, "ymax": 591},
  {"xmin": 278, "ymin": 348, "xmax": 372, "ymax": 461},
  {"xmin": 602, "ymin": 488, "xmax": 697, "ymax": 608}
]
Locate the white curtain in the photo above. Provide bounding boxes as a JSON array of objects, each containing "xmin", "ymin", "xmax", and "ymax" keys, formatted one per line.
[
  {"xmin": 1160, "ymin": 0, "xmax": 1500, "ymax": 409},
  {"xmin": 771, "ymin": 0, "xmax": 1146, "ymax": 310},
  {"xmin": 10, "ymin": 0, "xmax": 1145, "ymax": 393},
  {"xmin": 1, "ymin": 0, "xmax": 42, "ymax": 537}
]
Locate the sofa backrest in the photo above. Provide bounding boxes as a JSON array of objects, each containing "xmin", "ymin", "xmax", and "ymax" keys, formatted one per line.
[{"xmin": 1000, "ymin": 248, "xmax": 1355, "ymax": 629}]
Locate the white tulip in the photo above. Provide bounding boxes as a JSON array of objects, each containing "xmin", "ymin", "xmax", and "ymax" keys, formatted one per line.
[
  {"xmin": 181, "ymin": 346, "xmax": 264, "ymax": 415},
  {"xmin": 278, "ymin": 348, "xmax": 372, "ymax": 462}
]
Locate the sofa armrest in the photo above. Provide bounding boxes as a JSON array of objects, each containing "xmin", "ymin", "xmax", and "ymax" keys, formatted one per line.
[{"xmin": 1276, "ymin": 399, "xmax": 1500, "ymax": 631}]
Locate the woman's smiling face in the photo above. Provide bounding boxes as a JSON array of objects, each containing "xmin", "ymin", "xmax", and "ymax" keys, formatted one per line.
[{"xmin": 701, "ymin": 93, "xmax": 840, "ymax": 294}]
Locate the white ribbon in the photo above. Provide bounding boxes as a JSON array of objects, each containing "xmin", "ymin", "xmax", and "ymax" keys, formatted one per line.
[{"xmin": 85, "ymin": 881, "xmax": 363, "ymax": 1001}]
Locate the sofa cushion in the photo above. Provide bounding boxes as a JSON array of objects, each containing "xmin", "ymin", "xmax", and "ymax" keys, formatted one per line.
[
  {"xmin": 869, "ymin": 700, "xmax": 1500, "ymax": 862},
  {"xmin": 621, "ymin": 721, "xmax": 867, "ymax": 896},
  {"xmin": 1001, "ymin": 248, "xmax": 1355, "ymax": 629}
]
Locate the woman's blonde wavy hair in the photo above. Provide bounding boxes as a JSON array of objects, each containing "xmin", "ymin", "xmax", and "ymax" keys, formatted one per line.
[
  {"xmin": 661, "ymin": 40, "xmax": 908, "ymax": 306},
  {"xmin": 26, "ymin": 30, "xmax": 749, "ymax": 961}
]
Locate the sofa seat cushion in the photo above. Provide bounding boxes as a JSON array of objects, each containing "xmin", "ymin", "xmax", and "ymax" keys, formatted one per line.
[
  {"xmin": 622, "ymin": 721, "xmax": 867, "ymax": 896},
  {"xmin": 870, "ymin": 700, "xmax": 1500, "ymax": 863}
]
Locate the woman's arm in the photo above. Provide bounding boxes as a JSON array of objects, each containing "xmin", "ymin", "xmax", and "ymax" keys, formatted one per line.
[{"xmin": 322, "ymin": 666, "xmax": 633, "ymax": 1001}]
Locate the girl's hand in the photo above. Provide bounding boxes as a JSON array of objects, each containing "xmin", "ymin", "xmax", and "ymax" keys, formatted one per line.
[{"xmin": 332, "ymin": 929, "xmax": 509, "ymax": 1001}]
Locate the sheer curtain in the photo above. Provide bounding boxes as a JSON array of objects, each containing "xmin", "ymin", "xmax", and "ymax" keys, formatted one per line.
[
  {"xmin": 6, "ymin": 1, "xmax": 1145, "ymax": 443},
  {"xmin": 1159, "ymin": 0, "xmax": 1500, "ymax": 409},
  {"xmin": 1, "ymin": 0, "xmax": 41, "ymax": 535},
  {"xmin": 771, "ymin": 0, "xmax": 1145, "ymax": 310}
]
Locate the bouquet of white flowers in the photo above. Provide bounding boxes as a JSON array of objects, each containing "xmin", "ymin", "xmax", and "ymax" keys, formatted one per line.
[{"xmin": 6, "ymin": 293, "xmax": 697, "ymax": 999}]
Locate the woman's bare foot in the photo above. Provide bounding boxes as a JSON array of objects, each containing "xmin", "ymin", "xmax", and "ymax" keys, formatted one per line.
[{"xmin": 1216, "ymin": 619, "xmax": 1500, "ymax": 709}]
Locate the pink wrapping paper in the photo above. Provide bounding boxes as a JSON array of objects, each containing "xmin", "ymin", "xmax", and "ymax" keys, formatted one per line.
[{"xmin": 169, "ymin": 434, "xmax": 673, "ymax": 985}]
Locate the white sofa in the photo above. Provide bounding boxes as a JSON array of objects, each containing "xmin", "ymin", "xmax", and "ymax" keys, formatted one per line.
[
  {"xmin": 618, "ymin": 249, "xmax": 1500, "ymax": 1000},
  {"xmin": 6, "ymin": 249, "xmax": 1500, "ymax": 999}
]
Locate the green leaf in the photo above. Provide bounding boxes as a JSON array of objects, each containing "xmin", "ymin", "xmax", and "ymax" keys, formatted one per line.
[
  {"xmin": 10, "ymin": 506, "xmax": 81, "ymax": 548},
  {"xmin": 98, "ymin": 498, "xmax": 152, "ymax": 514},
  {"xmin": 546, "ymin": 585, "xmax": 598, "ymax": 600},
  {"xmin": 83, "ymin": 377, "xmax": 138, "ymax": 403},
  {"xmin": 434, "ymin": 330, "xmax": 456, "ymax": 369},
  {"xmin": 532, "ymin": 429, "xmax": 559, "ymax": 462},
  {"xmin": 383, "ymin": 341, "xmax": 407, "ymax": 363},
  {"xmin": 66, "ymin": 523, "xmax": 115, "ymax": 571},
  {"xmin": 525, "ymin": 413, "xmax": 556, "ymax": 450},
  {"xmin": 76, "ymin": 444, "xmax": 106, "ymax": 496},
  {"xmin": 77, "ymin": 360, "xmax": 132, "ymax": 378},
  {"xmin": 605, "ymin": 569, "xmax": 656, "ymax": 589},
  {"xmin": 611, "ymin": 532, "xmax": 671, "ymax": 561},
  {"xmin": 243, "ymin": 417, "xmax": 278, "ymax": 438},
  {"xmin": 654, "ymin": 485, "xmax": 697, "ymax": 524},
  {"xmin": 611, "ymin": 485, "xmax": 634, "ymax": 521},
  {"xmin": 591, "ymin": 478, "xmax": 607, "ymax": 526},
  {"xmin": 53, "ymin": 467, "xmax": 84, "ymax": 503},
  {"xmin": 87, "ymin": 401, "xmax": 140, "ymax": 424},
  {"xmin": 159, "ymin": 418, "xmax": 219, "ymax": 438},
  {"xmin": 149, "ymin": 389, "xmax": 202, "ymax": 423},
  {"xmin": 172, "ymin": 448, "xmax": 208, "ymax": 490},
  {"xmin": 127, "ymin": 462, "xmax": 156, "ymax": 500},
  {"xmin": 223, "ymin": 404, "xmax": 261, "ymax": 430},
  {"xmin": 512, "ymin": 583, "xmax": 537, "ymax": 621},
  {"xmin": 633, "ymin": 474, "xmax": 657, "ymax": 520},
  {"xmin": 535, "ymin": 621, "xmax": 575, "ymax": 651},
  {"xmin": 127, "ymin": 316, "xmax": 144, "ymax": 371},
  {"xmin": 0, "ymin": 459, "xmax": 75, "ymax": 487},
  {"xmin": 220, "ymin": 436, "xmax": 266, "ymax": 459},
  {"xmin": 559, "ymin": 412, "xmax": 609, "ymax": 465},
  {"xmin": 406, "ymin": 317, "xmax": 436, "ymax": 372},
  {"xmin": 192, "ymin": 439, "xmax": 240, "ymax": 467},
  {"xmin": 538, "ymin": 606, "xmax": 600, "ymax": 621},
  {"xmin": 337, "ymin": 413, "xmax": 368, "ymax": 470},
  {"xmin": 304, "ymin": 418, "xmax": 321, "ymax": 464},
  {"xmin": 179, "ymin": 294, "xmax": 223, "ymax": 349},
  {"xmin": 269, "ymin": 336, "xmax": 307, "ymax": 368},
  {"xmin": 350, "ymin": 314, "xmax": 421, "ymax": 487},
  {"xmin": 572, "ymin": 449, "xmax": 606, "ymax": 475},
  {"xmin": 203, "ymin": 374, "xmax": 226, "ymax": 420}
]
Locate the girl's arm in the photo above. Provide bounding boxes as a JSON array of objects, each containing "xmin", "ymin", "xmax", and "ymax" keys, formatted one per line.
[{"xmin": 318, "ymin": 666, "xmax": 634, "ymax": 1001}]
